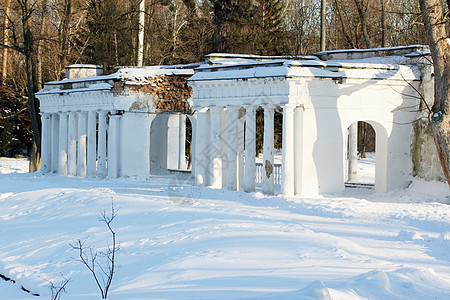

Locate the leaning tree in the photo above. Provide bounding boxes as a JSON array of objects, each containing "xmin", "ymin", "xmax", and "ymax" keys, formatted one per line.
[{"xmin": 419, "ymin": 0, "xmax": 450, "ymax": 186}]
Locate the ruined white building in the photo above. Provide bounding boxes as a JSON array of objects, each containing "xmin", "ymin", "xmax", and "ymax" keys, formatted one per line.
[
  {"xmin": 36, "ymin": 64, "xmax": 196, "ymax": 180},
  {"xmin": 36, "ymin": 45, "xmax": 440, "ymax": 196}
]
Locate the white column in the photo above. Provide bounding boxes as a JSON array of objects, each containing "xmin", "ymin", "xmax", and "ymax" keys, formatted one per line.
[
  {"xmin": 189, "ymin": 115, "xmax": 196, "ymax": 175},
  {"xmin": 210, "ymin": 106, "xmax": 223, "ymax": 189},
  {"xmin": 67, "ymin": 112, "xmax": 78, "ymax": 176},
  {"xmin": 178, "ymin": 113, "xmax": 186, "ymax": 169},
  {"xmin": 87, "ymin": 111, "xmax": 97, "ymax": 177},
  {"xmin": 294, "ymin": 106, "xmax": 304, "ymax": 195},
  {"xmin": 58, "ymin": 112, "xmax": 68, "ymax": 175},
  {"xmin": 244, "ymin": 106, "xmax": 257, "ymax": 192},
  {"xmin": 237, "ymin": 108, "xmax": 245, "ymax": 191},
  {"xmin": 262, "ymin": 105, "xmax": 275, "ymax": 195},
  {"xmin": 40, "ymin": 113, "xmax": 51, "ymax": 173},
  {"xmin": 194, "ymin": 108, "xmax": 209, "ymax": 186},
  {"xmin": 282, "ymin": 104, "xmax": 295, "ymax": 196},
  {"xmin": 97, "ymin": 111, "xmax": 108, "ymax": 178},
  {"xmin": 108, "ymin": 113, "xmax": 121, "ymax": 178},
  {"xmin": 77, "ymin": 111, "xmax": 88, "ymax": 177},
  {"xmin": 51, "ymin": 113, "xmax": 59, "ymax": 173},
  {"xmin": 227, "ymin": 106, "xmax": 239, "ymax": 191},
  {"xmin": 220, "ymin": 108, "xmax": 228, "ymax": 188},
  {"xmin": 348, "ymin": 122, "xmax": 358, "ymax": 182}
]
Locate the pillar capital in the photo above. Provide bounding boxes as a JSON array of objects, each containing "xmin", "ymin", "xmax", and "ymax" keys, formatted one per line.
[
  {"xmin": 98, "ymin": 110, "xmax": 109, "ymax": 117},
  {"xmin": 196, "ymin": 107, "xmax": 210, "ymax": 114},
  {"xmin": 263, "ymin": 104, "xmax": 277, "ymax": 111},
  {"xmin": 245, "ymin": 105, "xmax": 257, "ymax": 113}
]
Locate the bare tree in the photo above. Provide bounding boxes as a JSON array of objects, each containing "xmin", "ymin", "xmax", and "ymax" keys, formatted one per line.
[
  {"xmin": 419, "ymin": 0, "xmax": 450, "ymax": 185},
  {"xmin": 17, "ymin": 0, "xmax": 42, "ymax": 171},
  {"xmin": 353, "ymin": 0, "xmax": 371, "ymax": 48},
  {"xmin": 47, "ymin": 275, "xmax": 71, "ymax": 300},
  {"xmin": 71, "ymin": 202, "xmax": 118, "ymax": 299}
]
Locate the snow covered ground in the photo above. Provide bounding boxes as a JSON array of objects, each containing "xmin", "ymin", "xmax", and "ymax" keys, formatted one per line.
[{"xmin": 1, "ymin": 157, "xmax": 450, "ymax": 299}]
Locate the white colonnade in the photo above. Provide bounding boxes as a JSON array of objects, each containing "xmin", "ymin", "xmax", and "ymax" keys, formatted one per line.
[
  {"xmin": 194, "ymin": 104, "xmax": 277, "ymax": 195},
  {"xmin": 40, "ymin": 110, "xmax": 122, "ymax": 178}
]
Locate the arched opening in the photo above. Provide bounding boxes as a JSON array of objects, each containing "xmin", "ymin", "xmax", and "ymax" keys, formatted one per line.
[
  {"xmin": 185, "ymin": 115, "xmax": 193, "ymax": 170},
  {"xmin": 150, "ymin": 113, "xmax": 192, "ymax": 174},
  {"xmin": 345, "ymin": 121, "xmax": 376, "ymax": 189},
  {"xmin": 150, "ymin": 113, "xmax": 169, "ymax": 173},
  {"xmin": 255, "ymin": 106, "xmax": 283, "ymax": 188}
]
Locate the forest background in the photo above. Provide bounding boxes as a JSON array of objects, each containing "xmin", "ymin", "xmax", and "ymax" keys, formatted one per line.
[{"xmin": 0, "ymin": 0, "xmax": 427, "ymax": 160}]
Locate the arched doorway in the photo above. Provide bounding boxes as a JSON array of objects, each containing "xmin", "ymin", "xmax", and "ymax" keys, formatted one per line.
[{"xmin": 345, "ymin": 121, "xmax": 376, "ymax": 189}]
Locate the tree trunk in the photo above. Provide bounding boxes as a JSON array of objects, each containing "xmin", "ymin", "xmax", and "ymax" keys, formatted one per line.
[
  {"xmin": 419, "ymin": 0, "xmax": 450, "ymax": 185},
  {"xmin": 29, "ymin": 141, "xmax": 41, "ymax": 172},
  {"xmin": 320, "ymin": 0, "xmax": 326, "ymax": 51},
  {"xmin": 333, "ymin": 0, "xmax": 356, "ymax": 48},
  {"xmin": 20, "ymin": 0, "xmax": 42, "ymax": 171},
  {"xmin": 381, "ymin": 0, "xmax": 387, "ymax": 47},
  {"xmin": 137, "ymin": 0, "xmax": 145, "ymax": 66},
  {"xmin": 60, "ymin": 0, "xmax": 71, "ymax": 77},
  {"xmin": 354, "ymin": 0, "xmax": 371, "ymax": 48},
  {"xmin": 36, "ymin": 0, "xmax": 49, "ymax": 90},
  {"xmin": 1, "ymin": 0, "xmax": 12, "ymax": 84}
]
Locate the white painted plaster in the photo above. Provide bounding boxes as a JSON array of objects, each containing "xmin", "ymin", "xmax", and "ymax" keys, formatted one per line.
[
  {"xmin": 87, "ymin": 111, "xmax": 97, "ymax": 177},
  {"xmin": 244, "ymin": 106, "xmax": 257, "ymax": 192},
  {"xmin": 121, "ymin": 112, "xmax": 152, "ymax": 178},
  {"xmin": 97, "ymin": 111, "xmax": 108, "ymax": 179},
  {"xmin": 67, "ymin": 112, "xmax": 78, "ymax": 176},
  {"xmin": 348, "ymin": 123, "xmax": 358, "ymax": 182},
  {"xmin": 262, "ymin": 106, "xmax": 275, "ymax": 195},
  {"xmin": 51, "ymin": 113, "xmax": 60, "ymax": 173},
  {"xmin": 58, "ymin": 113, "xmax": 68, "ymax": 175},
  {"xmin": 77, "ymin": 112, "xmax": 88, "ymax": 177},
  {"xmin": 40, "ymin": 113, "xmax": 51, "ymax": 173},
  {"xmin": 281, "ymin": 105, "xmax": 295, "ymax": 196}
]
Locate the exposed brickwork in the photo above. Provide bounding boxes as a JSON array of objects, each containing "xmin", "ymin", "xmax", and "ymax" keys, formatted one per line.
[{"xmin": 115, "ymin": 75, "xmax": 193, "ymax": 114}]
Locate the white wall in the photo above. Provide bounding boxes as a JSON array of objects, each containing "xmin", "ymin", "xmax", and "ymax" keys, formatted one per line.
[
  {"xmin": 289, "ymin": 76, "xmax": 420, "ymax": 195},
  {"xmin": 150, "ymin": 114, "xmax": 169, "ymax": 171},
  {"xmin": 167, "ymin": 113, "xmax": 182, "ymax": 170},
  {"xmin": 121, "ymin": 112, "xmax": 153, "ymax": 178}
]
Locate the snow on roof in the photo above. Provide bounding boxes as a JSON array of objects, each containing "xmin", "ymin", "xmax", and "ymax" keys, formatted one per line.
[
  {"xmin": 116, "ymin": 66, "xmax": 195, "ymax": 85},
  {"xmin": 36, "ymin": 82, "xmax": 113, "ymax": 95},
  {"xmin": 189, "ymin": 53, "xmax": 421, "ymax": 82},
  {"xmin": 314, "ymin": 44, "xmax": 428, "ymax": 55},
  {"xmin": 39, "ymin": 64, "xmax": 197, "ymax": 92},
  {"xmin": 314, "ymin": 45, "xmax": 430, "ymax": 61},
  {"xmin": 65, "ymin": 64, "xmax": 102, "ymax": 69},
  {"xmin": 206, "ymin": 53, "xmax": 317, "ymax": 62}
]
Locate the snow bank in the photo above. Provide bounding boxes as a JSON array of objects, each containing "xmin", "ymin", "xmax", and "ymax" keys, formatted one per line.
[{"xmin": 1, "ymin": 158, "xmax": 450, "ymax": 299}]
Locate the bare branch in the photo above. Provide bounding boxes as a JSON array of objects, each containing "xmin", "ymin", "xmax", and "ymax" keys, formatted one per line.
[
  {"xmin": 71, "ymin": 200, "xmax": 118, "ymax": 298},
  {"xmin": 45, "ymin": 274, "xmax": 71, "ymax": 300}
]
